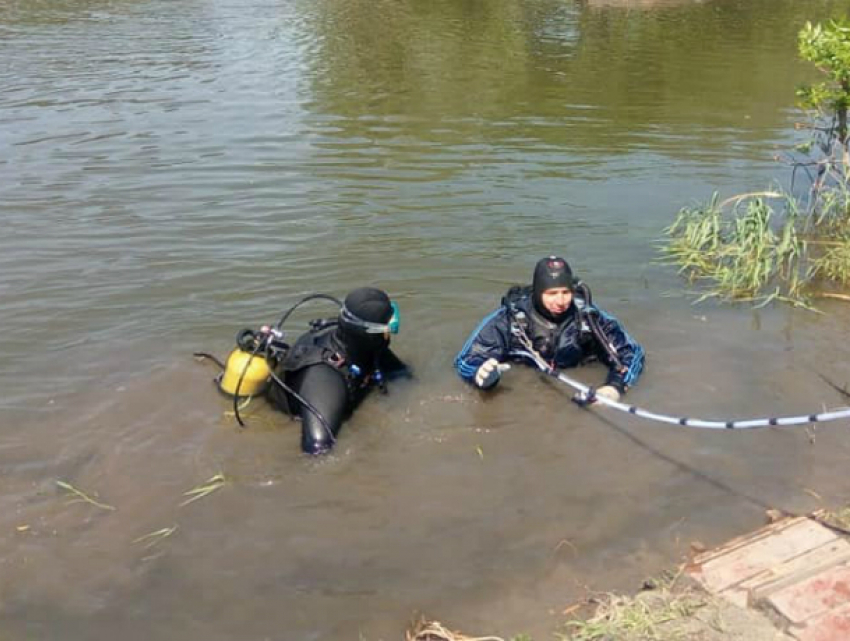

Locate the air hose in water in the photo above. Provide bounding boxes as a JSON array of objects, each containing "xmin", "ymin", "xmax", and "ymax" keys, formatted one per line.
[{"xmin": 509, "ymin": 325, "xmax": 850, "ymax": 430}]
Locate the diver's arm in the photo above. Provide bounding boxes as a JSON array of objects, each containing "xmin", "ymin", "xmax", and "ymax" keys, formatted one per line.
[
  {"xmin": 379, "ymin": 348, "xmax": 411, "ymax": 379},
  {"xmin": 290, "ymin": 364, "xmax": 349, "ymax": 455},
  {"xmin": 453, "ymin": 308, "xmax": 511, "ymax": 385}
]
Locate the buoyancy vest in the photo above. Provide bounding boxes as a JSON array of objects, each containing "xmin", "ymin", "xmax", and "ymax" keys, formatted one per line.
[{"xmin": 268, "ymin": 320, "xmax": 385, "ymax": 416}]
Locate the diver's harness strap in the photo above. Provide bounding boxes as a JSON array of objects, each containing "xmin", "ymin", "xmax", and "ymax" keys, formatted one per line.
[{"xmin": 507, "ymin": 320, "xmax": 850, "ymax": 430}]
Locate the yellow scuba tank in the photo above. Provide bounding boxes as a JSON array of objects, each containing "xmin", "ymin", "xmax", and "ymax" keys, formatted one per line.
[{"xmin": 218, "ymin": 329, "xmax": 272, "ymax": 397}]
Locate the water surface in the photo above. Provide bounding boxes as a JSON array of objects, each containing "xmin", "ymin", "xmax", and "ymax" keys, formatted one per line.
[{"xmin": 3, "ymin": 0, "xmax": 850, "ymax": 639}]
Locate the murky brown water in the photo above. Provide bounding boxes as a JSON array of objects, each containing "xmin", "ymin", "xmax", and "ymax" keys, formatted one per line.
[{"xmin": 4, "ymin": 0, "xmax": 850, "ymax": 639}]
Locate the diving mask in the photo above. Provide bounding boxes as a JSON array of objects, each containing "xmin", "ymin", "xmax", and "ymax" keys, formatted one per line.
[{"xmin": 341, "ymin": 301, "xmax": 400, "ymax": 334}]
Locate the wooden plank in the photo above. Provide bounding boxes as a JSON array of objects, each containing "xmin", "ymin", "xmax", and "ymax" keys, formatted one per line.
[
  {"xmin": 691, "ymin": 517, "xmax": 810, "ymax": 566},
  {"xmin": 791, "ymin": 601, "xmax": 850, "ymax": 641},
  {"xmin": 768, "ymin": 562, "xmax": 850, "ymax": 625},
  {"xmin": 746, "ymin": 539, "xmax": 850, "ymax": 604},
  {"xmin": 692, "ymin": 520, "xmax": 839, "ymax": 594}
]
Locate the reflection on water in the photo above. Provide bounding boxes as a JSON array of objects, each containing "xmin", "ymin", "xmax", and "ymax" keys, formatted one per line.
[{"xmin": 3, "ymin": 0, "xmax": 850, "ymax": 639}]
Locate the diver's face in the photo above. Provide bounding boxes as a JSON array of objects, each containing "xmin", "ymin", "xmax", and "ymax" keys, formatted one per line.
[{"xmin": 540, "ymin": 287, "xmax": 572, "ymax": 316}]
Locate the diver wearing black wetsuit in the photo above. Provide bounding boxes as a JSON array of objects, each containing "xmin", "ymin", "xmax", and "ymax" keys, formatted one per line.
[{"xmin": 267, "ymin": 287, "xmax": 407, "ymax": 454}]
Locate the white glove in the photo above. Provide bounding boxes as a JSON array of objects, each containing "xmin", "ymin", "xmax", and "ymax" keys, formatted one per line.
[
  {"xmin": 474, "ymin": 358, "xmax": 510, "ymax": 389},
  {"xmin": 594, "ymin": 385, "xmax": 621, "ymax": 403}
]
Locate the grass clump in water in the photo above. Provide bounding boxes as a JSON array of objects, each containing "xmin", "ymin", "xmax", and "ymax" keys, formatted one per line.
[
  {"xmin": 180, "ymin": 473, "xmax": 227, "ymax": 506},
  {"xmin": 662, "ymin": 185, "xmax": 850, "ymax": 309},
  {"xmin": 663, "ymin": 18, "xmax": 850, "ymax": 308},
  {"xmin": 663, "ymin": 192, "xmax": 811, "ymax": 307},
  {"xmin": 56, "ymin": 479, "xmax": 116, "ymax": 511}
]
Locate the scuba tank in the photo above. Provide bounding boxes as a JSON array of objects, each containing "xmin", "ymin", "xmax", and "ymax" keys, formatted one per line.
[
  {"xmin": 203, "ymin": 294, "xmax": 343, "ymax": 427},
  {"xmin": 218, "ymin": 328, "xmax": 279, "ymax": 397}
]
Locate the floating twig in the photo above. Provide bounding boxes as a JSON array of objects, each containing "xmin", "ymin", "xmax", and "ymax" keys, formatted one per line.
[
  {"xmin": 804, "ymin": 487, "xmax": 824, "ymax": 501},
  {"xmin": 554, "ymin": 538, "xmax": 578, "ymax": 556}
]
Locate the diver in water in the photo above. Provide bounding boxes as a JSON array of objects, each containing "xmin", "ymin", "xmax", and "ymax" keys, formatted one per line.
[
  {"xmin": 267, "ymin": 287, "xmax": 408, "ymax": 455},
  {"xmin": 454, "ymin": 256, "xmax": 644, "ymax": 401}
]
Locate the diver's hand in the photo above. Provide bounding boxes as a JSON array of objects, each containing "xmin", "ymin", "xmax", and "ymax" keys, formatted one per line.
[
  {"xmin": 593, "ymin": 385, "xmax": 621, "ymax": 403},
  {"xmin": 474, "ymin": 358, "xmax": 510, "ymax": 389}
]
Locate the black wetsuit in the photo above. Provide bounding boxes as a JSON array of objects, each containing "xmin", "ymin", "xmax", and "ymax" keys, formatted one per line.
[{"xmin": 267, "ymin": 322, "xmax": 407, "ymax": 454}]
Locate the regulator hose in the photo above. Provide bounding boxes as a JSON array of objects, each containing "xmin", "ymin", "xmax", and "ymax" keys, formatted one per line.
[
  {"xmin": 574, "ymin": 281, "xmax": 625, "ymax": 372},
  {"xmin": 193, "ymin": 352, "xmax": 226, "ymax": 370},
  {"xmin": 276, "ymin": 293, "xmax": 342, "ymax": 330},
  {"xmin": 267, "ymin": 369, "xmax": 336, "ymax": 446}
]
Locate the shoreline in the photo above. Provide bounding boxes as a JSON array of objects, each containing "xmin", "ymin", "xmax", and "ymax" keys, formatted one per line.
[{"xmin": 409, "ymin": 507, "xmax": 850, "ymax": 641}]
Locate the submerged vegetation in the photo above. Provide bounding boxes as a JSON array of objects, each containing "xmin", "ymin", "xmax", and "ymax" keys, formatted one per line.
[{"xmin": 663, "ymin": 19, "xmax": 850, "ymax": 308}]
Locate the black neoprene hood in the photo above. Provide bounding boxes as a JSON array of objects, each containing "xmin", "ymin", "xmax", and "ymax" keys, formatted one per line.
[
  {"xmin": 342, "ymin": 287, "xmax": 393, "ymax": 324},
  {"xmin": 531, "ymin": 256, "xmax": 574, "ymax": 322},
  {"xmin": 532, "ymin": 256, "xmax": 573, "ymax": 296}
]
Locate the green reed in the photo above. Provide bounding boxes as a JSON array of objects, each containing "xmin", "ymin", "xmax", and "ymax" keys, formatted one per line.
[{"xmin": 662, "ymin": 184, "xmax": 850, "ymax": 308}]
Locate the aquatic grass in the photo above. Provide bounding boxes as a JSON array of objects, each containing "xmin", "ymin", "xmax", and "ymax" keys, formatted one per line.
[
  {"xmin": 220, "ymin": 395, "xmax": 282, "ymax": 428},
  {"xmin": 56, "ymin": 480, "xmax": 116, "ymax": 511},
  {"xmin": 180, "ymin": 473, "xmax": 227, "ymax": 507},
  {"xmin": 660, "ymin": 187, "xmax": 850, "ymax": 308},
  {"xmin": 221, "ymin": 408, "xmax": 278, "ymax": 429},
  {"xmin": 662, "ymin": 20, "xmax": 850, "ymax": 308},
  {"xmin": 133, "ymin": 525, "xmax": 178, "ymax": 549},
  {"xmin": 810, "ymin": 237, "xmax": 850, "ymax": 284}
]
